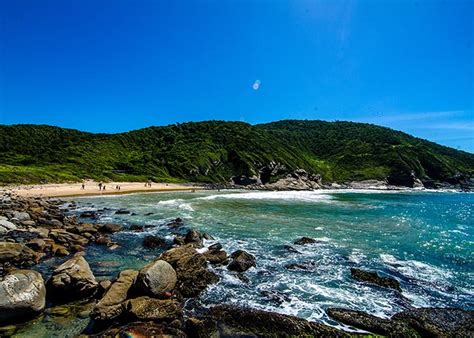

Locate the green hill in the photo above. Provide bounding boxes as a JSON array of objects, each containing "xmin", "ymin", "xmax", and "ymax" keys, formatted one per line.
[{"xmin": 0, "ymin": 120, "xmax": 472, "ymax": 187}]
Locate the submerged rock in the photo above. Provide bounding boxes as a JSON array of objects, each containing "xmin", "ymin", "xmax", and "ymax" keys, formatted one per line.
[
  {"xmin": 135, "ymin": 260, "xmax": 177, "ymax": 297},
  {"xmin": 227, "ymin": 250, "xmax": 256, "ymax": 272},
  {"xmin": 123, "ymin": 297, "xmax": 182, "ymax": 322},
  {"xmin": 47, "ymin": 255, "xmax": 98, "ymax": 301},
  {"xmin": 0, "ymin": 270, "xmax": 46, "ymax": 324},
  {"xmin": 294, "ymin": 237, "xmax": 318, "ymax": 245},
  {"xmin": 94, "ymin": 321, "xmax": 185, "ymax": 337},
  {"xmin": 351, "ymin": 268, "xmax": 401, "ymax": 291},
  {"xmin": 143, "ymin": 235, "xmax": 167, "ymax": 249},
  {"xmin": 184, "ymin": 229, "xmax": 204, "ymax": 248}
]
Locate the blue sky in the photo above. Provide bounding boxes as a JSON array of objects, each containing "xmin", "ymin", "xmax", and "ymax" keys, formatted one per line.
[{"xmin": 0, "ymin": 0, "xmax": 473, "ymax": 152}]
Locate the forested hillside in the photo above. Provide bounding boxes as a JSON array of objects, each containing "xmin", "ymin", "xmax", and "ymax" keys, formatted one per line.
[{"xmin": 0, "ymin": 120, "xmax": 472, "ymax": 187}]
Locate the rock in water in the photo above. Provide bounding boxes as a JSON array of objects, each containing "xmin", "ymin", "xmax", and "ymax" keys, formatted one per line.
[
  {"xmin": 123, "ymin": 296, "xmax": 182, "ymax": 322},
  {"xmin": 92, "ymin": 269, "xmax": 138, "ymax": 321},
  {"xmin": 392, "ymin": 307, "xmax": 474, "ymax": 337},
  {"xmin": 0, "ymin": 270, "xmax": 46, "ymax": 324},
  {"xmin": 205, "ymin": 305, "xmax": 349, "ymax": 336},
  {"xmin": 143, "ymin": 235, "xmax": 167, "ymax": 249},
  {"xmin": 350, "ymin": 268, "xmax": 401, "ymax": 291},
  {"xmin": 294, "ymin": 237, "xmax": 318, "ymax": 245},
  {"xmin": 135, "ymin": 260, "xmax": 177, "ymax": 297},
  {"xmin": 46, "ymin": 255, "xmax": 98, "ymax": 301},
  {"xmin": 0, "ymin": 242, "xmax": 38, "ymax": 268},
  {"xmin": 327, "ymin": 308, "xmax": 417, "ymax": 336},
  {"xmin": 227, "ymin": 250, "xmax": 256, "ymax": 272},
  {"xmin": 159, "ymin": 245, "xmax": 219, "ymax": 297}
]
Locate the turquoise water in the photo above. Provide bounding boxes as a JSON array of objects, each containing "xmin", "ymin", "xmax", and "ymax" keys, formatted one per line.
[{"xmin": 37, "ymin": 190, "xmax": 474, "ymax": 331}]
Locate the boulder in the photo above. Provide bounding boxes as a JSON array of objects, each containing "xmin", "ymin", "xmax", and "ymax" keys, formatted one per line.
[
  {"xmin": 130, "ymin": 224, "xmax": 144, "ymax": 232},
  {"xmin": 159, "ymin": 245, "xmax": 218, "ymax": 297},
  {"xmin": 351, "ymin": 268, "xmax": 401, "ymax": 292},
  {"xmin": 92, "ymin": 269, "xmax": 138, "ymax": 321},
  {"xmin": 184, "ymin": 229, "xmax": 204, "ymax": 248},
  {"xmin": 0, "ymin": 242, "xmax": 38, "ymax": 267},
  {"xmin": 135, "ymin": 260, "xmax": 177, "ymax": 297},
  {"xmin": 99, "ymin": 223, "xmax": 123, "ymax": 233},
  {"xmin": 143, "ymin": 235, "xmax": 167, "ymax": 249},
  {"xmin": 327, "ymin": 308, "xmax": 417, "ymax": 336},
  {"xmin": 392, "ymin": 307, "xmax": 474, "ymax": 337},
  {"xmin": 207, "ymin": 305, "xmax": 349, "ymax": 336},
  {"xmin": 47, "ymin": 255, "xmax": 98, "ymax": 301},
  {"xmin": 0, "ymin": 220, "xmax": 17, "ymax": 234},
  {"xmin": 294, "ymin": 237, "xmax": 318, "ymax": 245},
  {"xmin": 0, "ymin": 270, "xmax": 46, "ymax": 324},
  {"xmin": 115, "ymin": 209, "xmax": 130, "ymax": 215},
  {"xmin": 11, "ymin": 212, "xmax": 30, "ymax": 222},
  {"xmin": 227, "ymin": 250, "xmax": 256, "ymax": 272},
  {"xmin": 203, "ymin": 250, "xmax": 228, "ymax": 265},
  {"xmin": 123, "ymin": 296, "xmax": 182, "ymax": 322}
]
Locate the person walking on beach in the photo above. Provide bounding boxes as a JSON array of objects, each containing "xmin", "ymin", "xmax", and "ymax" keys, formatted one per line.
[
  {"xmin": 81, "ymin": 183, "xmax": 85, "ymax": 190},
  {"xmin": 98, "ymin": 182, "xmax": 102, "ymax": 191},
  {"xmin": 103, "ymin": 185, "xmax": 106, "ymax": 191}
]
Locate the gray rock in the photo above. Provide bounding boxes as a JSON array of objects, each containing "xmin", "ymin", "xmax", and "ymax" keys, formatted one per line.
[
  {"xmin": 136, "ymin": 260, "xmax": 177, "ymax": 297},
  {"xmin": 47, "ymin": 255, "xmax": 98, "ymax": 301},
  {"xmin": 0, "ymin": 270, "xmax": 46, "ymax": 323},
  {"xmin": 12, "ymin": 212, "xmax": 30, "ymax": 222},
  {"xmin": 0, "ymin": 219, "xmax": 17, "ymax": 231}
]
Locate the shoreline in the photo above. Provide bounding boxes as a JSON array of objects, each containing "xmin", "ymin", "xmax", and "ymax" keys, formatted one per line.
[
  {"xmin": 1, "ymin": 181, "xmax": 469, "ymax": 199},
  {"xmin": 1, "ymin": 181, "xmax": 205, "ymax": 198}
]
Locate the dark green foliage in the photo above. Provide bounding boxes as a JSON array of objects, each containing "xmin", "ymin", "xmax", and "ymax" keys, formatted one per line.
[{"xmin": 0, "ymin": 120, "xmax": 472, "ymax": 184}]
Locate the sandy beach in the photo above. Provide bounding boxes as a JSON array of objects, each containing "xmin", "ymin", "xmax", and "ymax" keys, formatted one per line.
[{"xmin": 2, "ymin": 180, "xmax": 204, "ymax": 198}]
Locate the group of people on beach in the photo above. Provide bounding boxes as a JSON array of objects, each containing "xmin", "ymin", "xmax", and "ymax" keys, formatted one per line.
[
  {"xmin": 80, "ymin": 182, "xmax": 120, "ymax": 191},
  {"xmin": 145, "ymin": 180, "xmax": 152, "ymax": 187}
]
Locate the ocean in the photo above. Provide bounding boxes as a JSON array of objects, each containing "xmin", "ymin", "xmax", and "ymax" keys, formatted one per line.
[{"xmin": 20, "ymin": 189, "xmax": 473, "ymax": 335}]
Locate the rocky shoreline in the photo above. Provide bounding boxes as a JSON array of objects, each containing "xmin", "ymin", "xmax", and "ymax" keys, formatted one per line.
[{"xmin": 0, "ymin": 193, "xmax": 472, "ymax": 337}]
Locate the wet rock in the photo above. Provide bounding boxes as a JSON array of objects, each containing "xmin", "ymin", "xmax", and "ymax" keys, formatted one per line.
[
  {"xmin": 79, "ymin": 211, "xmax": 97, "ymax": 218},
  {"xmin": 143, "ymin": 235, "xmax": 167, "ymax": 249},
  {"xmin": 115, "ymin": 209, "xmax": 130, "ymax": 215},
  {"xmin": 260, "ymin": 290, "xmax": 291, "ymax": 305},
  {"xmin": 123, "ymin": 297, "xmax": 182, "ymax": 322},
  {"xmin": 26, "ymin": 238, "xmax": 47, "ymax": 251},
  {"xmin": 92, "ymin": 269, "xmax": 138, "ymax": 322},
  {"xmin": 327, "ymin": 308, "xmax": 417, "ymax": 336},
  {"xmin": 5, "ymin": 230, "xmax": 39, "ymax": 243},
  {"xmin": 47, "ymin": 255, "xmax": 98, "ymax": 301},
  {"xmin": 294, "ymin": 237, "xmax": 318, "ymax": 245},
  {"xmin": 49, "ymin": 229, "xmax": 89, "ymax": 247},
  {"xmin": 173, "ymin": 236, "xmax": 186, "ymax": 246},
  {"xmin": 184, "ymin": 229, "xmax": 204, "ymax": 248},
  {"xmin": 144, "ymin": 212, "xmax": 154, "ymax": 216},
  {"xmin": 0, "ymin": 242, "xmax": 38, "ymax": 267},
  {"xmin": 351, "ymin": 268, "xmax": 401, "ymax": 291},
  {"xmin": 129, "ymin": 224, "xmax": 144, "ymax": 232},
  {"xmin": 392, "ymin": 307, "xmax": 474, "ymax": 337},
  {"xmin": 167, "ymin": 218, "xmax": 184, "ymax": 228},
  {"xmin": 0, "ymin": 270, "xmax": 46, "ymax": 324},
  {"xmin": 203, "ymin": 249, "xmax": 228, "ymax": 265},
  {"xmin": 208, "ymin": 305, "xmax": 348, "ymax": 336},
  {"xmin": 96, "ymin": 280, "xmax": 112, "ymax": 299},
  {"xmin": 135, "ymin": 260, "xmax": 177, "ymax": 297},
  {"xmin": 95, "ymin": 235, "xmax": 111, "ymax": 246},
  {"xmin": 159, "ymin": 245, "xmax": 219, "ymax": 297},
  {"xmin": 208, "ymin": 243, "xmax": 222, "ymax": 251},
  {"xmin": 51, "ymin": 243, "xmax": 70, "ymax": 256},
  {"xmin": 98, "ymin": 223, "xmax": 123, "ymax": 233},
  {"xmin": 227, "ymin": 250, "xmax": 256, "ymax": 272}
]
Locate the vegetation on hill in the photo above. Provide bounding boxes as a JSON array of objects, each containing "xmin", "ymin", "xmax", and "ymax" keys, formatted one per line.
[{"xmin": 0, "ymin": 120, "xmax": 472, "ymax": 186}]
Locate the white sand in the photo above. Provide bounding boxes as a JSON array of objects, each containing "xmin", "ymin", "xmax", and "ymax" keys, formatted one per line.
[{"xmin": 2, "ymin": 180, "xmax": 203, "ymax": 198}]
